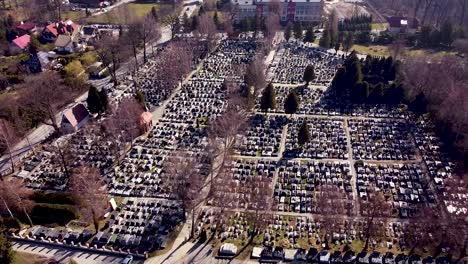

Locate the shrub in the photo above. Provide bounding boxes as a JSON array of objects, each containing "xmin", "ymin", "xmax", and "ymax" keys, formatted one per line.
[
  {"xmin": 31, "ymin": 192, "xmax": 76, "ymax": 205},
  {"xmin": 0, "ymin": 217, "xmax": 21, "ymax": 229},
  {"xmin": 31, "ymin": 204, "xmax": 79, "ymax": 226},
  {"xmin": 80, "ymin": 51, "xmax": 97, "ymax": 67},
  {"xmin": 63, "ymin": 60, "xmax": 85, "ymax": 78}
]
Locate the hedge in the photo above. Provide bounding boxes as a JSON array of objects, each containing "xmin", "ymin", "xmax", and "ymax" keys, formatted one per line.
[
  {"xmin": 0, "ymin": 217, "xmax": 21, "ymax": 229},
  {"xmin": 31, "ymin": 192, "xmax": 76, "ymax": 205},
  {"xmin": 31, "ymin": 203, "xmax": 79, "ymax": 226}
]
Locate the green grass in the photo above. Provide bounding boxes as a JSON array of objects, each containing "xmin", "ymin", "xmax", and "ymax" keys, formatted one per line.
[
  {"xmin": 62, "ymin": 10, "xmax": 85, "ymax": 21},
  {"xmin": 352, "ymin": 44, "xmax": 390, "ymax": 57},
  {"xmin": 13, "ymin": 252, "xmax": 47, "ymax": 264},
  {"xmin": 371, "ymin": 23, "xmax": 388, "ymax": 31},
  {"xmin": 85, "ymin": 3, "xmax": 163, "ymax": 24}
]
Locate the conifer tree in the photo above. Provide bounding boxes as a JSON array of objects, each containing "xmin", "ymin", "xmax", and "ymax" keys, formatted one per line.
[
  {"xmin": 260, "ymin": 83, "xmax": 276, "ymax": 112},
  {"xmin": 284, "ymin": 90, "xmax": 300, "ymax": 115},
  {"xmin": 298, "ymin": 120, "xmax": 311, "ymax": 146}
]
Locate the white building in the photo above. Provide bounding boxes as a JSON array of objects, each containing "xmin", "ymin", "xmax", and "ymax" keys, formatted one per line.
[{"xmin": 231, "ymin": 0, "xmax": 324, "ymax": 23}]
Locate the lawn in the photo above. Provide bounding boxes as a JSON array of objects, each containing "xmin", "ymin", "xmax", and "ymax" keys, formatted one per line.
[
  {"xmin": 85, "ymin": 3, "xmax": 163, "ymax": 24},
  {"xmin": 371, "ymin": 23, "xmax": 388, "ymax": 31},
  {"xmin": 407, "ymin": 49, "xmax": 457, "ymax": 60},
  {"xmin": 352, "ymin": 44, "xmax": 390, "ymax": 57},
  {"xmin": 14, "ymin": 252, "xmax": 48, "ymax": 264}
]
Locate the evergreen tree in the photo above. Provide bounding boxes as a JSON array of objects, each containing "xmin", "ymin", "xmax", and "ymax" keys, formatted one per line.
[
  {"xmin": 98, "ymin": 88, "xmax": 108, "ymax": 112},
  {"xmin": 303, "ymin": 65, "xmax": 316, "ymax": 86},
  {"xmin": 334, "ymin": 42, "xmax": 340, "ymax": 54},
  {"xmin": 410, "ymin": 92, "xmax": 428, "ymax": 116},
  {"xmin": 304, "ymin": 27, "xmax": 316, "ymax": 43},
  {"xmin": 192, "ymin": 15, "xmax": 200, "ymax": 31},
  {"xmin": 183, "ymin": 13, "xmax": 191, "ymax": 32},
  {"xmin": 331, "ymin": 66, "xmax": 346, "ymax": 95},
  {"xmin": 353, "ymin": 81, "xmax": 370, "ymax": 103},
  {"xmin": 293, "ymin": 22, "xmax": 303, "ymax": 40},
  {"xmin": 342, "ymin": 32, "xmax": 354, "ymax": 54},
  {"xmin": 284, "ymin": 91, "xmax": 300, "ymax": 115},
  {"xmin": 260, "ymin": 83, "xmax": 276, "ymax": 112},
  {"xmin": 284, "ymin": 23, "xmax": 292, "ymax": 42},
  {"xmin": 136, "ymin": 90, "xmax": 146, "ymax": 109},
  {"xmin": 369, "ymin": 82, "xmax": 385, "ymax": 104},
  {"xmin": 213, "ymin": 11, "xmax": 220, "ymax": 28},
  {"xmin": 0, "ymin": 232, "xmax": 14, "ymax": 264},
  {"xmin": 151, "ymin": 6, "xmax": 158, "ymax": 22},
  {"xmin": 319, "ymin": 29, "xmax": 331, "ymax": 48},
  {"xmin": 86, "ymin": 86, "xmax": 104, "ymax": 114},
  {"xmin": 199, "ymin": 5, "xmax": 205, "ymax": 15},
  {"xmin": 298, "ymin": 120, "xmax": 311, "ymax": 146},
  {"xmin": 440, "ymin": 20, "xmax": 454, "ymax": 46}
]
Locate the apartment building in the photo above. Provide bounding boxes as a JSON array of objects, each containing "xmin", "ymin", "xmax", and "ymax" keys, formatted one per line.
[{"xmin": 232, "ymin": 0, "xmax": 324, "ymax": 23}]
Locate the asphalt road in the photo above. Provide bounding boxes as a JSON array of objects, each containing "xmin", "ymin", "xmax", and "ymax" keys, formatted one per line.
[{"xmin": 13, "ymin": 240, "xmax": 144, "ymax": 264}]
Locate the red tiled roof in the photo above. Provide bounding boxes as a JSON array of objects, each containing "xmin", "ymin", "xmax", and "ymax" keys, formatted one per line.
[
  {"xmin": 45, "ymin": 20, "xmax": 80, "ymax": 37},
  {"xmin": 63, "ymin": 103, "xmax": 89, "ymax": 127},
  {"xmin": 139, "ymin": 112, "xmax": 153, "ymax": 125},
  {"xmin": 12, "ymin": 34, "xmax": 31, "ymax": 50},
  {"xmin": 16, "ymin": 21, "xmax": 36, "ymax": 31}
]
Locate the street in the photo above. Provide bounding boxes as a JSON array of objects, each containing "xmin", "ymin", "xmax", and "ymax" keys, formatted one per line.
[{"xmin": 13, "ymin": 240, "xmax": 144, "ymax": 264}]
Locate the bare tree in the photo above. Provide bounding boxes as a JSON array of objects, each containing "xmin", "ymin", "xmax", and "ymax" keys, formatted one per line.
[
  {"xmin": 0, "ymin": 119, "xmax": 17, "ymax": 174},
  {"xmin": 0, "ymin": 178, "xmax": 34, "ymax": 226},
  {"xmin": 95, "ymin": 35, "xmax": 128, "ymax": 86},
  {"xmin": 244, "ymin": 55, "xmax": 266, "ymax": 95},
  {"xmin": 314, "ymin": 184, "xmax": 348, "ymax": 241},
  {"xmin": 242, "ymin": 175, "xmax": 274, "ymax": 242},
  {"xmin": 388, "ymin": 37, "xmax": 406, "ymax": 60},
  {"xmin": 163, "ymin": 13, "xmax": 181, "ymax": 39},
  {"xmin": 142, "ymin": 14, "xmax": 161, "ymax": 62},
  {"xmin": 20, "ymin": 72, "xmax": 68, "ymax": 132},
  {"xmin": 107, "ymin": 97, "xmax": 144, "ymax": 148},
  {"xmin": 360, "ymin": 192, "xmax": 392, "ymax": 251},
  {"xmin": 69, "ymin": 166, "xmax": 108, "ymax": 234},
  {"xmin": 163, "ymin": 151, "xmax": 205, "ymax": 238}
]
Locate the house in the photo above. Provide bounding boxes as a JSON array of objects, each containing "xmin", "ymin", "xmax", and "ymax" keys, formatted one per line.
[
  {"xmin": 9, "ymin": 34, "xmax": 31, "ymax": 54},
  {"xmin": 139, "ymin": 112, "xmax": 153, "ymax": 133},
  {"xmin": 387, "ymin": 16, "xmax": 419, "ymax": 34},
  {"xmin": 42, "ymin": 20, "xmax": 81, "ymax": 42},
  {"xmin": 80, "ymin": 26, "xmax": 98, "ymax": 42},
  {"xmin": 55, "ymin": 35, "xmax": 74, "ymax": 53},
  {"xmin": 61, "ymin": 103, "xmax": 90, "ymax": 134},
  {"xmin": 16, "ymin": 21, "xmax": 37, "ymax": 36}
]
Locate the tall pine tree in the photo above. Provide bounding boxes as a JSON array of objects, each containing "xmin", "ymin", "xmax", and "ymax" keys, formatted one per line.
[
  {"xmin": 284, "ymin": 91, "xmax": 300, "ymax": 115},
  {"xmin": 260, "ymin": 83, "xmax": 276, "ymax": 112},
  {"xmin": 303, "ymin": 65, "xmax": 316, "ymax": 86},
  {"xmin": 293, "ymin": 22, "xmax": 303, "ymax": 40},
  {"xmin": 304, "ymin": 27, "xmax": 316, "ymax": 43},
  {"xmin": 298, "ymin": 120, "xmax": 311, "ymax": 146},
  {"xmin": 87, "ymin": 86, "xmax": 104, "ymax": 114}
]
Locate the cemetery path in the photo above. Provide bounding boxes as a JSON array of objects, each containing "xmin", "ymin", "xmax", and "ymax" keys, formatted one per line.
[
  {"xmin": 254, "ymin": 111, "xmax": 407, "ymax": 122},
  {"xmin": 343, "ymin": 117, "xmax": 360, "ymax": 217},
  {"xmin": 199, "ymin": 205, "xmax": 405, "ymax": 223}
]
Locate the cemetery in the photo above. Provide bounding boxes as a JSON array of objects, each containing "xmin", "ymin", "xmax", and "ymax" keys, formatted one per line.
[
  {"xmin": 269, "ymin": 43, "xmax": 343, "ymax": 86},
  {"xmin": 4, "ymin": 33, "xmax": 465, "ymax": 262},
  {"xmin": 274, "ymin": 160, "xmax": 353, "ymax": 213},
  {"xmin": 348, "ymin": 119, "xmax": 417, "ymax": 161},
  {"xmin": 234, "ymin": 115, "xmax": 288, "ymax": 157},
  {"xmin": 284, "ymin": 117, "xmax": 348, "ymax": 159}
]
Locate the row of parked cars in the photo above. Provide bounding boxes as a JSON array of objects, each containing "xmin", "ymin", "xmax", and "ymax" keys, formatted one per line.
[{"xmin": 245, "ymin": 246, "xmax": 453, "ymax": 264}]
